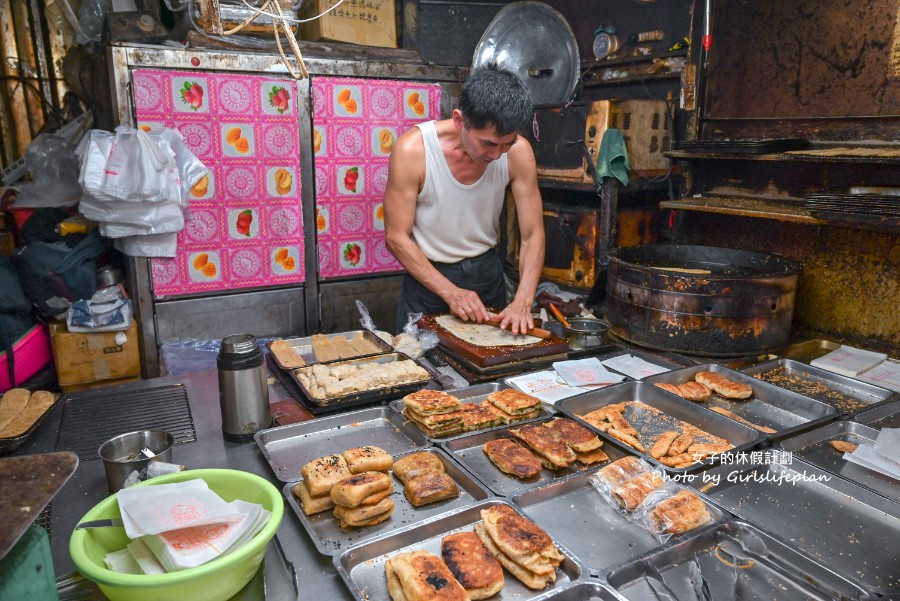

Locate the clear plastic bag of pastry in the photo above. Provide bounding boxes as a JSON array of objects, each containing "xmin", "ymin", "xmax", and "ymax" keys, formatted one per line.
[
  {"xmin": 632, "ymin": 485, "xmax": 723, "ymax": 543},
  {"xmin": 588, "ymin": 456, "xmax": 666, "ymax": 516}
]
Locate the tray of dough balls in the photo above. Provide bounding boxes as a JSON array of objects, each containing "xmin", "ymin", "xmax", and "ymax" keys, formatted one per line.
[
  {"xmin": 333, "ymin": 498, "xmax": 584, "ymax": 601},
  {"xmin": 289, "ymin": 352, "xmax": 439, "ymax": 411},
  {"xmin": 644, "ymin": 364, "xmax": 838, "ymax": 442},
  {"xmin": 283, "ymin": 444, "xmax": 493, "ymax": 555}
]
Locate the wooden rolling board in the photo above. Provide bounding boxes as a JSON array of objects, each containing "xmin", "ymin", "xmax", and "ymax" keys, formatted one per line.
[{"xmin": 417, "ymin": 313, "xmax": 570, "ymax": 368}]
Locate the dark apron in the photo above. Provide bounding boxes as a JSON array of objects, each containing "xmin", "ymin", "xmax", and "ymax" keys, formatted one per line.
[{"xmin": 396, "ymin": 248, "xmax": 507, "ymax": 331}]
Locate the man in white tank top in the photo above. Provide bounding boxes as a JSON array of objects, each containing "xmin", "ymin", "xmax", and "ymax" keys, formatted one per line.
[{"xmin": 384, "ymin": 64, "xmax": 545, "ymax": 335}]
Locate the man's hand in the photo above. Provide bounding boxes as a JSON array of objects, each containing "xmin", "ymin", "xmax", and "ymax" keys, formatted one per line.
[
  {"xmin": 495, "ymin": 298, "xmax": 535, "ymax": 335},
  {"xmin": 447, "ymin": 287, "xmax": 491, "ymax": 322}
]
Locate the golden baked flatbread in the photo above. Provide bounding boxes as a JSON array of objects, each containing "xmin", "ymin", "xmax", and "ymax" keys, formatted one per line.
[{"xmin": 435, "ymin": 314, "xmax": 541, "ymax": 347}]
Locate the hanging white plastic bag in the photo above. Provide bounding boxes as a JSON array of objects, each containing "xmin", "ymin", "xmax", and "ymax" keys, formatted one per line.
[
  {"xmin": 159, "ymin": 128, "xmax": 208, "ymax": 205},
  {"xmin": 97, "ymin": 202, "xmax": 185, "ymax": 237},
  {"xmin": 114, "ymin": 232, "xmax": 179, "ymax": 257},
  {"xmin": 77, "ymin": 129, "xmax": 115, "ymax": 201}
]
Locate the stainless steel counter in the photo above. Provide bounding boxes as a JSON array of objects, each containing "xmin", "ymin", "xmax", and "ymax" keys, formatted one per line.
[{"xmin": 13, "ymin": 368, "xmax": 351, "ymax": 601}]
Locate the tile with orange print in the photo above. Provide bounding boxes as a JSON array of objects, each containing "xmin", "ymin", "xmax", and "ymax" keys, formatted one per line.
[
  {"xmin": 373, "ymin": 203, "xmax": 385, "ymax": 231},
  {"xmin": 371, "ymin": 127, "xmax": 397, "ymax": 156},
  {"xmin": 188, "ymin": 251, "xmax": 221, "ymax": 282},
  {"xmin": 266, "ymin": 166, "xmax": 296, "ymax": 197},
  {"xmin": 315, "ymin": 206, "xmax": 330, "ymax": 234},
  {"xmin": 271, "ymin": 246, "xmax": 300, "ymax": 275},
  {"xmin": 403, "ymin": 89, "xmax": 428, "ymax": 118},
  {"xmin": 312, "ymin": 126, "xmax": 326, "ymax": 156},
  {"xmin": 173, "ymin": 76, "xmax": 210, "ymax": 114},
  {"xmin": 221, "ymin": 123, "xmax": 255, "ymax": 157},
  {"xmin": 188, "ymin": 170, "xmax": 215, "ymax": 201},
  {"xmin": 333, "ymin": 85, "xmax": 362, "ymax": 117}
]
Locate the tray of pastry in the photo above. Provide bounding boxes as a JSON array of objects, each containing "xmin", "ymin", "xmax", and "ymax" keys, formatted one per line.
[
  {"xmin": 284, "ymin": 447, "xmax": 492, "ymax": 556},
  {"xmin": 696, "ymin": 451, "xmax": 900, "ymax": 595},
  {"xmin": 267, "ymin": 330, "xmax": 393, "ymax": 370},
  {"xmin": 254, "ymin": 406, "xmax": 429, "ymax": 482},
  {"xmin": 389, "ymin": 383, "xmax": 554, "ymax": 441},
  {"xmin": 856, "ymin": 398, "xmax": 900, "ymax": 429},
  {"xmin": 644, "ymin": 364, "xmax": 838, "ymax": 442},
  {"xmin": 604, "ymin": 520, "xmax": 874, "ymax": 601},
  {"xmin": 439, "ymin": 416, "xmax": 620, "ymax": 497},
  {"xmin": 777, "ymin": 421, "xmax": 899, "ymax": 502},
  {"xmin": 334, "ymin": 498, "xmax": 584, "ymax": 601},
  {"xmin": 742, "ymin": 358, "xmax": 895, "ymax": 416},
  {"xmin": 288, "ymin": 353, "xmax": 438, "ymax": 412},
  {"xmin": 557, "ymin": 381, "xmax": 765, "ymax": 474},
  {"xmin": 0, "ymin": 389, "xmax": 61, "ymax": 455}
]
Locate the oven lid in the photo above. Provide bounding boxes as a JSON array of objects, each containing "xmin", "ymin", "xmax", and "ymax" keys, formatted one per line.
[{"xmin": 472, "ymin": 1, "xmax": 579, "ymax": 106}]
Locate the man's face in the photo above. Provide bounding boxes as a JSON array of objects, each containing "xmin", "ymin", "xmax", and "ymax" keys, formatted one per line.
[{"xmin": 454, "ymin": 111, "xmax": 518, "ymax": 163}]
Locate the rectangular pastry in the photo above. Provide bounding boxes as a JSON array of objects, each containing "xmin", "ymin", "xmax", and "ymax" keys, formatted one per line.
[
  {"xmin": 485, "ymin": 388, "xmax": 540, "ymax": 416},
  {"xmin": 509, "ymin": 423, "xmax": 576, "ymax": 469},
  {"xmin": 404, "ymin": 472, "xmax": 459, "ymax": 507},
  {"xmin": 385, "ymin": 550, "xmax": 468, "ymax": 601},
  {"xmin": 648, "ymin": 489, "xmax": 713, "ymax": 536},
  {"xmin": 392, "ymin": 451, "xmax": 445, "ymax": 484},
  {"xmin": 457, "ymin": 402, "xmax": 505, "ymax": 431},
  {"xmin": 482, "ymin": 438, "xmax": 543, "ymax": 479},
  {"xmin": 333, "ymin": 496, "xmax": 395, "ymax": 529},
  {"xmin": 594, "ymin": 456, "xmax": 649, "ymax": 489},
  {"xmin": 441, "ymin": 531, "xmax": 504, "ymax": 600},
  {"xmin": 403, "ymin": 389, "xmax": 461, "ymax": 415},
  {"xmin": 342, "ymin": 445, "xmax": 393, "ymax": 474},
  {"xmin": 292, "ymin": 480, "xmax": 335, "ymax": 515},
  {"xmin": 543, "ymin": 418, "xmax": 603, "ymax": 452},
  {"xmin": 611, "ymin": 471, "xmax": 664, "ymax": 511},
  {"xmin": 329, "ymin": 471, "xmax": 393, "ymax": 508},
  {"xmin": 301, "ymin": 454, "xmax": 352, "ymax": 496}
]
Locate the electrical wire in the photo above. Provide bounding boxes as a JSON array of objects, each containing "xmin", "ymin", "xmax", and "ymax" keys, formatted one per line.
[{"xmin": 235, "ymin": 0, "xmax": 348, "ymax": 24}]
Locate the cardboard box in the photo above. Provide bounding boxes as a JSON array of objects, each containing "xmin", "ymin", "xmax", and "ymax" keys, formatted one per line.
[
  {"xmin": 300, "ymin": 0, "xmax": 397, "ymax": 48},
  {"xmin": 49, "ymin": 320, "xmax": 141, "ymax": 388}
]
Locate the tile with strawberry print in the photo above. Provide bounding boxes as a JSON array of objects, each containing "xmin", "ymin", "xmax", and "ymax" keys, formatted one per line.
[
  {"xmin": 228, "ymin": 208, "xmax": 259, "ymax": 240},
  {"xmin": 336, "ymin": 165, "xmax": 364, "ymax": 196},
  {"xmin": 221, "ymin": 123, "xmax": 256, "ymax": 158},
  {"xmin": 338, "ymin": 240, "xmax": 366, "ymax": 270},
  {"xmin": 261, "ymin": 81, "xmax": 295, "ymax": 116},
  {"xmin": 173, "ymin": 77, "xmax": 210, "ymax": 114}
]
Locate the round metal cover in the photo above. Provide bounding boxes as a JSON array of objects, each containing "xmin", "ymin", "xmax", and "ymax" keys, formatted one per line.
[{"xmin": 472, "ymin": 1, "xmax": 579, "ymax": 106}]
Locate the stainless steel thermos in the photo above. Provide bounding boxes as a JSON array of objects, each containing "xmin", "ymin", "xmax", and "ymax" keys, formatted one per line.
[{"xmin": 217, "ymin": 334, "xmax": 271, "ymax": 442}]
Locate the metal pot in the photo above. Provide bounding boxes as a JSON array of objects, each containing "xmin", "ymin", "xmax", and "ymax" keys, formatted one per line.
[
  {"xmin": 562, "ymin": 318, "xmax": 609, "ymax": 351},
  {"xmin": 604, "ymin": 245, "xmax": 800, "ymax": 356}
]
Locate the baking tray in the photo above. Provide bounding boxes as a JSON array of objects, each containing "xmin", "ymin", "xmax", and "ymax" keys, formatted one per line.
[
  {"xmin": 334, "ymin": 498, "xmax": 584, "ymax": 601},
  {"xmin": 254, "ymin": 406, "xmax": 429, "ymax": 482},
  {"xmin": 266, "ymin": 330, "xmax": 392, "ymax": 369},
  {"xmin": 777, "ymin": 420, "xmax": 899, "ymax": 503},
  {"xmin": 857, "ymin": 398, "xmax": 900, "ymax": 429},
  {"xmin": 777, "ymin": 339, "xmax": 841, "ymax": 364},
  {"xmin": 389, "ymin": 382, "xmax": 554, "ymax": 442},
  {"xmin": 557, "ymin": 381, "xmax": 766, "ymax": 475},
  {"xmin": 440, "ymin": 416, "xmax": 628, "ymax": 497},
  {"xmin": 644, "ymin": 364, "xmax": 838, "ymax": 442},
  {"xmin": 528, "ymin": 581, "xmax": 618, "ymax": 601},
  {"xmin": 0, "ymin": 392, "xmax": 63, "ymax": 455},
  {"xmin": 283, "ymin": 447, "xmax": 492, "ymax": 556},
  {"xmin": 605, "ymin": 520, "xmax": 874, "ymax": 601},
  {"xmin": 289, "ymin": 353, "xmax": 439, "ymax": 412},
  {"xmin": 743, "ymin": 358, "xmax": 895, "ymax": 416},
  {"xmin": 696, "ymin": 452, "xmax": 900, "ymax": 595},
  {"xmin": 511, "ymin": 470, "xmax": 685, "ymax": 577}
]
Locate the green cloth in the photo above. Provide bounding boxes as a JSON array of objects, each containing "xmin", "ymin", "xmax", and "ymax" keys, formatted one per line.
[{"xmin": 596, "ymin": 128, "xmax": 631, "ymax": 186}]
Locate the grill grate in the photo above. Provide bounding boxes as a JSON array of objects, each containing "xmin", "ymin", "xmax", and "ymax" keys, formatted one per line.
[
  {"xmin": 55, "ymin": 385, "xmax": 196, "ymax": 461},
  {"xmin": 32, "ymin": 504, "xmax": 51, "ymax": 540}
]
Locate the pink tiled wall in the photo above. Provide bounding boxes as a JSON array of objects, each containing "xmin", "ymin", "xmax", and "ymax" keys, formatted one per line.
[
  {"xmin": 312, "ymin": 77, "xmax": 441, "ymax": 278},
  {"xmin": 133, "ymin": 69, "xmax": 305, "ymax": 297}
]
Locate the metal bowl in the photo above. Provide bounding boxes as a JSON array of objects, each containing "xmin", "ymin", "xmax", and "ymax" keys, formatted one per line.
[
  {"xmin": 561, "ymin": 318, "xmax": 609, "ymax": 351},
  {"xmin": 98, "ymin": 430, "xmax": 174, "ymax": 493}
]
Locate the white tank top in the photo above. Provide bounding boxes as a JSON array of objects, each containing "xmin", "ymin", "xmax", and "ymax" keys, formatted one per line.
[{"xmin": 412, "ymin": 121, "xmax": 509, "ymax": 263}]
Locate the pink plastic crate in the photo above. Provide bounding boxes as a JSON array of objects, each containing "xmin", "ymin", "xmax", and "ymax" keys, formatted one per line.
[{"xmin": 0, "ymin": 324, "xmax": 52, "ymax": 392}]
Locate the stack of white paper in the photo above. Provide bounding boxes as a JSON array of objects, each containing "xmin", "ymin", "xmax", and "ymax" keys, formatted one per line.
[
  {"xmin": 843, "ymin": 427, "xmax": 900, "ymax": 481},
  {"xmin": 599, "ymin": 354, "xmax": 670, "ymax": 379},
  {"xmin": 552, "ymin": 358, "xmax": 626, "ymax": 388},
  {"xmin": 810, "ymin": 345, "xmax": 887, "ymax": 377},
  {"xmin": 108, "ymin": 478, "xmax": 269, "ymax": 574},
  {"xmin": 506, "ymin": 368, "xmax": 615, "ymax": 404},
  {"xmin": 857, "ymin": 359, "xmax": 900, "ymax": 393}
]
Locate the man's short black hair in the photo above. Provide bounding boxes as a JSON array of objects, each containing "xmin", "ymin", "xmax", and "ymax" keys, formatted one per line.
[{"xmin": 458, "ymin": 63, "xmax": 533, "ymax": 136}]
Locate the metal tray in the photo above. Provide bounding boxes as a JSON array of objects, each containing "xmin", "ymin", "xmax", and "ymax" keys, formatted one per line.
[
  {"xmin": 777, "ymin": 421, "xmax": 899, "ymax": 502},
  {"xmin": 266, "ymin": 330, "xmax": 392, "ymax": 369},
  {"xmin": 511, "ymin": 470, "xmax": 675, "ymax": 577},
  {"xmin": 777, "ymin": 339, "xmax": 840, "ymax": 364},
  {"xmin": 283, "ymin": 447, "xmax": 492, "ymax": 556},
  {"xmin": 644, "ymin": 364, "xmax": 838, "ymax": 442},
  {"xmin": 254, "ymin": 406, "xmax": 429, "ymax": 482},
  {"xmin": 857, "ymin": 398, "xmax": 900, "ymax": 429},
  {"xmin": 440, "ymin": 416, "xmax": 620, "ymax": 497},
  {"xmin": 334, "ymin": 499, "xmax": 584, "ymax": 601},
  {"xmin": 389, "ymin": 382, "xmax": 554, "ymax": 442},
  {"xmin": 696, "ymin": 453, "xmax": 900, "ymax": 595},
  {"xmin": 289, "ymin": 353, "xmax": 438, "ymax": 411},
  {"xmin": 605, "ymin": 520, "xmax": 874, "ymax": 601},
  {"xmin": 742, "ymin": 358, "xmax": 894, "ymax": 416},
  {"xmin": 529, "ymin": 581, "xmax": 618, "ymax": 601},
  {"xmin": 0, "ymin": 392, "xmax": 62, "ymax": 455},
  {"xmin": 557, "ymin": 381, "xmax": 766, "ymax": 475}
]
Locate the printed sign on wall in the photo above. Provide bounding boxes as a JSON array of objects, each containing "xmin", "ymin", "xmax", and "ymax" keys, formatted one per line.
[
  {"xmin": 311, "ymin": 76, "xmax": 441, "ymax": 279},
  {"xmin": 132, "ymin": 69, "xmax": 305, "ymax": 297}
]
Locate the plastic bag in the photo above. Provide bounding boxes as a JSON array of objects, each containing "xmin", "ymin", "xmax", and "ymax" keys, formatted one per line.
[
  {"xmin": 76, "ymin": 0, "xmax": 112, "ymax": 46},
  {"xmin": 102, "ymin": 125, "xmax": 178, "ymax": 202},
  {"xmin": 14, "ymin": 134, "xmax": 83, "ymax": 208},
  {"xmin": 159, "ymin": 128, "xmax": 208, "ymax": 205},
  {"xmin": 77, "ymin": 129, "xmax": 115, "ymax": 201},
  {"xmin": 96, "ymin": 202, "xmax": 185, "ymax": 237},
  {"xmin": 632, "ymin": 487, "xmax": 721, "ymax": 543},
  {"xmin": 113, "ymin": 232, "xmax": 179, "ymax": 258},
  {"xmin": 588, "ymin": 456, "xmax": 658, "ymax": 517},
  {"xmin": 79, "ymin": 196, "xmax": 181, "ymax": 228}
]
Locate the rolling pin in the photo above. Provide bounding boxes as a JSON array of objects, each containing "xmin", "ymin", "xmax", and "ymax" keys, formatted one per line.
[{"xmin": 484, "ymin": 314, "xmax": 552, "ymax": 339}]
